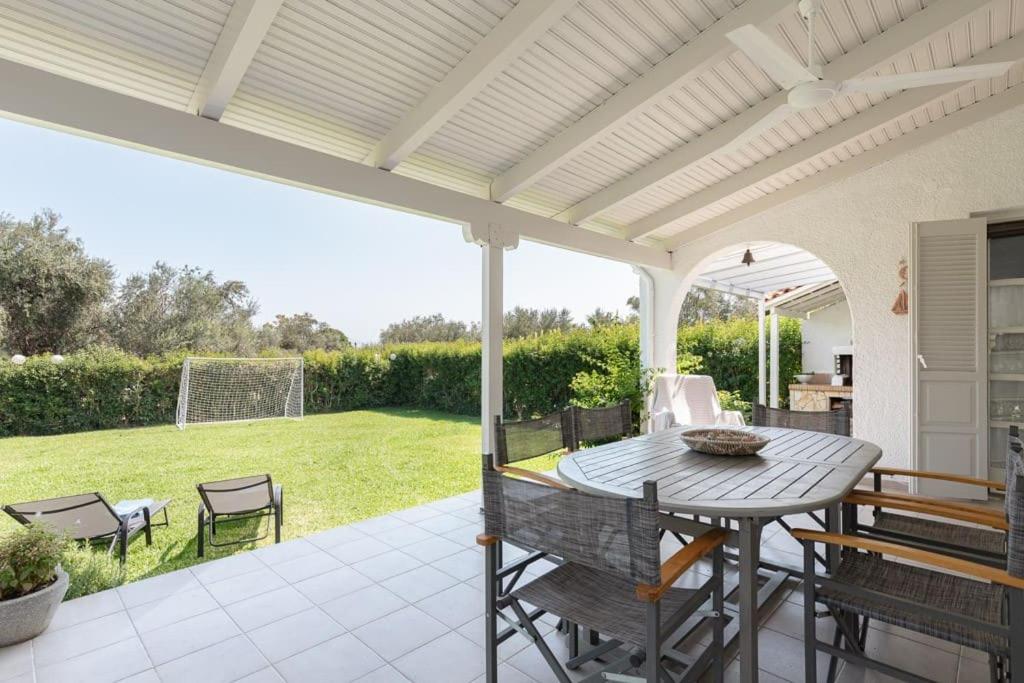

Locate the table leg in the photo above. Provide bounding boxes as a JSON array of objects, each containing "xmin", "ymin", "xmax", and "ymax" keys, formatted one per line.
[{"xmin": 738, "ymin": 517, "xmax": 762, "ymax": 683}]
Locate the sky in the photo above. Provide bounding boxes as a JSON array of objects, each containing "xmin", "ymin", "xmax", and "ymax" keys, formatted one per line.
[{"xmin": 0, "ymin": 117, "xmax": 638, "ymax": 344}]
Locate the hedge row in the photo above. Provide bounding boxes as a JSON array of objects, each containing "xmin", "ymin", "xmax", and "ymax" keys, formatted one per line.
[{"xmin": 0, "ymin": 319, "xmax": 801, "ymax": 436}]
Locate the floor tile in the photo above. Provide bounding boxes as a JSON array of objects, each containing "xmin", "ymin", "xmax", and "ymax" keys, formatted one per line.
[
  {"xmin": 276, "ymin": 634, "xmax": 384, "ymax": 683},
  {"xmin": 117, "ymin": 569, "xmax": 202, "ymax": 608},
  {"xmin": 402, "ymin": 536, "xmax": 465, "ymax": 563},
  {"xmin": 327, "ymin": 537, "xmax": 393, "ymax": 564},
  {"xmin": 236, "ymin": 668, "xmax": 286, "ymax": 683},
  {"xmin": 206, "ymin": 567, "xmax": 288, "ymax": 605},
  {"xmin": 471, "ymin": 663, "xmax": 536, "ymax": 683},
  {"xmin": 351, "ymin": 550, "xmax": 422, "ymax": 582},
  {"xmin": 854, "ymin": 628, "xmax": 960, "ymax": 683},
  {"xmin": 415, "ymin": 582, "xmax": 483, "ymax": 628},
  {"xmin": 46, "ymin": 588, "xmax": 124, "ymax": 632},
  {"xmin": 351, "ymin": 516, "xmax": 408, "ymax": 535},
  {"xmin": 247, "ymin": 607, "xmax": 345, "ymax": 662},
  {"xmin": 352, "ymin": 606, "xmax": 449, "ymax": 660},
  {"xmin": 119, "ymin": 670, "xmax": 161, "ymax": 683},
  {"xmin": 957, "ymin": 656, "xmax": 992, "ymax": 682},
  {"xmin": 139, "ymin": 608, "xmax": 239, "ymax": 665},
  {"xmin": 391, "ymin": 505, "xmax": 445, "ymax": 524},
  {"xmin": 393, "ymin": 631, "xmax": 484, "ymax": 683},
  {"xmin": 440, "ymin": 525, "xmax": 485, "ymax": 549},
  {"xmin": 456, "ymin": 616, "xmax": 534, "ymax": 661},
  {"xmin": 190, "ymin": 553, "xmax": 265, "ymax": 586},
  {"xmin": 0, "ymin": 641, "xmax": 33, "ymax": 682},
  {"xmin": 380, "ymin": 565, "xmax": 458, "ymax": 603},
  {"xmin": 35, "ymin": 636, "xmax": 151, "ymax": 683},
  {"xmin": 32, "ymin": 611, "xmax": 136, "ymax": 667},
  {"xmin": 293, "ymin": 566, "xmax": 374, "ymax": 604},
  {"xmin": 431, "ymin": 549, "xmax": 484, "ymax": 581},
  {"xmin": 321, "ymin": 584, "xmax": 408, "ymax": 631},
  {"xmin": 307, "ymin": 525, "xmax": 367, "ymax": 550},
  {"xmin": 428, "ymin": 497, "xmax": 478, "ymax": 513},
  {"xmin": 376, "ymin": 524, "xmax": 435, "ymax": 547},
  {"xmin": 252, "ymin": 538, "xmax": 320, "ymax": 566},
  {"xmin": 356, "ymin": 665, "xmax": 412, "ymax": 682},
  {"xmin": 154, "ymin": 635, "xmax": 268, "ymax": 683},
  {"xmin": 127, "ymin": 586, "xmax": 219, "ymax": 633},
  {"xmin": 271, "ymin": 550, "xmax": 344, "ymax": 583},
  {"xmin": 415, "ymin": 514, "xmax": 470, "ymax": 534},
  {"xmin": 224, "ymin": 585, "xmax": 314, "ymax": 632}
]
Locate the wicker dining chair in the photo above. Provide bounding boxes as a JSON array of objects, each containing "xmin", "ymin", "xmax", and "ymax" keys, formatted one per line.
[
  {"xmin": 479, "ymin": 461, "xmax": 727, "ymax": 683},
  {"xmin": 566, "ymin": 400, "xmax": 632, "ymax": 451},
  {"xmin": 752, "ymin": 403, "xmax": 851, "ymax": 437},
  {"xmin": 842, "ymin": 426, "xmax": 1018, "ymax": 567},
  {"xmin": 792, "ymin": 432, "xmax": 1024, "ymax": 682}
]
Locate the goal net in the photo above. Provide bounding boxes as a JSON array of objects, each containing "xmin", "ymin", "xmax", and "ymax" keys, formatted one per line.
[{"xmin": 176, "ymin": 357, "xmax": 303, "ymax": 429}]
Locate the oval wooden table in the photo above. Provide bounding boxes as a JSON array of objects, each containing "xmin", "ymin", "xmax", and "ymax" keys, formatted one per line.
[{"xmin": 557, "ymin": 424, "xmax": 882, "ymax": 683}]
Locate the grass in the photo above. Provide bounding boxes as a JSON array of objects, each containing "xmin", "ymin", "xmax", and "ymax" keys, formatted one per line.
[{"xmin": 0, "ymin": 408, "xmax": 492, "ymax": 590}]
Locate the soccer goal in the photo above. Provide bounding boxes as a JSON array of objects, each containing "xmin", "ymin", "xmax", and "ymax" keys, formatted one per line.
[{"xmin": 176, "ymin": 357, "xmax": 303, "ymax": 429}]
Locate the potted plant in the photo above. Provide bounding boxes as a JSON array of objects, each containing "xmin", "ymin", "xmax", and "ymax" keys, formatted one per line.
[{"xmin": 0, "ymin": 525, "xmax": 68, "ymax": 646}]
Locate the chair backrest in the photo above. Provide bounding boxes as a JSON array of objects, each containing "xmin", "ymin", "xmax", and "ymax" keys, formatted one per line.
[
  {"xmin": 1006, "ymin": 435, "xmax": 1024, "ymax": 578},
  {"xmin": 494, "ymin": 412, "xmax": 571, "ymax": 465},
  {"xmin": 482, "ymin": 468, "xmax": 661, "ymax": 585},
  {"xmin": 752, "ymin": 404, "xmax": 851, "ymax": 437},
  {"xmin": 3, "ymin": 493, "xmax": 120, "ymax": 540},
  {"xmin": 568, "ymin": 401, "xmax": 632, "ymax": 450},
  {"xmin": 197, "ymin": 474, "xmax": 273, "ymax": 515},
  {"xmin": 650, "ymin": 374, "xmax": 724, "ymax": 426}
]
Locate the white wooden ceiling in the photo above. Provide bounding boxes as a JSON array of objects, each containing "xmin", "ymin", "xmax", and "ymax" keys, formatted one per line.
[
  {"xmin": 0, "ymin": 0, "xmax": 1021, "ymax": 253},
  {"xmin": 694, "ymin": 242, "xmax": 836, "ymax": 297}
]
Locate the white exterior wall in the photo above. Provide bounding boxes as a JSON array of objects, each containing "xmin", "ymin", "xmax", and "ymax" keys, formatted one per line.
[
  {"xmin": 801, "ymin": 300, "xmax": 853, "ymax": 374},
  {"xmin": 669, "ymin": 103, "xmax": 1024, "ymax": 469}
]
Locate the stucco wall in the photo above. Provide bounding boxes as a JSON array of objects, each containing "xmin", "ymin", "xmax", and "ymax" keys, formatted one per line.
[
  {"xmin": 669, "ymin": 103, "xmax": 1024, "ymax": 468},
  {"xmin": 801, "ymin": 300, "xmax": 853, "ymax": 374}
]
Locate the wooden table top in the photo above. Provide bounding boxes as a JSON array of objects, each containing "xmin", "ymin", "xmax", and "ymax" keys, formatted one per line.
[{"xmin": 557, "ymin": 425, "xmax": 881, "ymax": 517}]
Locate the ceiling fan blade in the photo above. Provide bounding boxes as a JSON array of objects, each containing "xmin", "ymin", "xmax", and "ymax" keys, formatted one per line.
[
  {"xmin": 718, "ymin": 103, "xmax": 796, "ymax": 156},
  {"xmin": 839, "ymin": 62, "xmax": 1016, "ymax": 95},
  {"xmin": 726, "ymin": 25, "xmax": 820, "ymax": 89}
]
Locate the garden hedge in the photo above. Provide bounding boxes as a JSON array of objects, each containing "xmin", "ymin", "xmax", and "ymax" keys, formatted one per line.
[{"xmin": 0, "ymin": 319, "xmax": 800, "ymax": 436}]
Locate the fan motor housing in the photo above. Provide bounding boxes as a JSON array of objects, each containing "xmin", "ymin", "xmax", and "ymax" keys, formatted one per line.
[{"xmin": 789, "ymin": 80, "xmax": 839, "ymax": 109}]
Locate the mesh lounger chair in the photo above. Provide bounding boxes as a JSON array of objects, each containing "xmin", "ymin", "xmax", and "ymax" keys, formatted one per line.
[
  {"xmin": 566, "ymin": 400, "xmax": 632, "ymax": 451},
  {"xmin": 493, "ymin": 412, "xmax": 573, "ymax": 488},
  {"xmin": 842, "ymin": 426, "xmax": 1018, "ymax": 566},
  {"xmin": 479, "ymin": 463, "xmax": 727, "ymax": 683},
  {"xmin": 4, "ymin": 493, "xmax": 169, "ymax": 564},
  {"xmin": 196, "ymin": 474, "xmax": 282, "ymax": 557},
  {"xmin": 792, "ymin": 431, "xmax": 1024, "ymax": 682},
  {"xmin": 752, "ymin": 403, "xmax": 851, "ymax": 437}
]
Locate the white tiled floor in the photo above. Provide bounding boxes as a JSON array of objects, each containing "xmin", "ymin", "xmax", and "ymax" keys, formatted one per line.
[{"xmin": 0, "ymin": 490, "xmax": 991, "ymax": 683}]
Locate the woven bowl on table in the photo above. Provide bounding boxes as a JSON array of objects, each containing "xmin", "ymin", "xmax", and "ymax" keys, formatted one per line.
[{"xmin": 681, "ymin": 428, "xmax": 769, "ymax": 456}]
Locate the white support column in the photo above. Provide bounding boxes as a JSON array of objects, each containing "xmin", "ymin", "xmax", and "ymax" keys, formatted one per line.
[
  {"xmin": 769, "ymin": 309, "xmax": 780, "ymax": 409},
  {"xmin": 635, "ymin": 266, "xmax": 685, "ymax": 432},
  {"xmin": 758, "ymin": 299, "xmax": 766, "ymax": 407},
  {"xmin": 464, "ymin": 223, "xmax": 519, "ymax": 459},
  {"xmin": 633, "ymin": 267, "xmax": 655, "ymax": 371}
]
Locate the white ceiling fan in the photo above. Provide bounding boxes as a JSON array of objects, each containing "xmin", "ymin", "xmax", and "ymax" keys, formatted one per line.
[{"xmin": 720, "ymin": 0, "xmax": 1015, "ymax": 154}]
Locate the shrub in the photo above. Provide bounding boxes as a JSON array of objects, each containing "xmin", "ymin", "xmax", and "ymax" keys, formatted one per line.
[
  {"xmin": 0, "ymin": 525, "xmax": 66, "ymax": 600},
  {"xmin": 60, "ymin": 545, "xmax": 125, "ymax": 601}
]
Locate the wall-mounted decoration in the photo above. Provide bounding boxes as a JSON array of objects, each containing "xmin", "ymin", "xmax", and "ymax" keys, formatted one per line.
[{"xmin": 891, "ymin": 258, "xmax": 908, "ymax": 315}]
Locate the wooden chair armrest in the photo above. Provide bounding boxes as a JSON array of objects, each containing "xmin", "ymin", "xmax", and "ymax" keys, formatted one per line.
[
  {"xmin": 850, "ymin": 489, "xmax": 1005, "ymax": 518},
  {"xmin": 872, "ymin": 467, "xmax": 1005, "ymax": 492},
  {"xmin": 636, "ymin": 528, "xmax": 728, "ymax": 602},
  {"xmin": 496, "ymin": 465, "xmax": 572, "ymax": 490},
  {"xmin": 790, "ymin": 528, "xmax": 1024, "ymax": 589},
  {"xmin": 844, "ymin": 491, "xmax": 1007, "ymax": 530},
  {"xmin": 476, "ymin": 534, "xmax": 499, "ymax": 547}
]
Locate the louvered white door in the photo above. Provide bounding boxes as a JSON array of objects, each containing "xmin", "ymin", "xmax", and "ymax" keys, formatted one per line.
[{"xmin": 913, "ymin": 218, "xmax": 988, "ymax": 499}]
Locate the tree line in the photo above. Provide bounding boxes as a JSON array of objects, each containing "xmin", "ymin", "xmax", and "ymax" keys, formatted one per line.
[{"xmin": 0, "ymin": 210, "xmax": 757, "ymax": 357}]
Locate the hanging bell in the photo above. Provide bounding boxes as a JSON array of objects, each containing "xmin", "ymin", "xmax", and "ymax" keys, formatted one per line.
[{"xmin": 741, "ymin": 248, "xmax": 755, "ymax": 267}]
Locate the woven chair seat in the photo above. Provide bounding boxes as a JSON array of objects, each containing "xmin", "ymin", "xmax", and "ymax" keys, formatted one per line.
[
  {"xmin": 512, "ymin": 562, "xmax": 699, "ymax": 648},
  {"xmin": 871, "ymin": 511, "xmax": 1006, "ymax": 555},
  {"xmin": 819, "ymin": 552, "xmax": 1007, "ymax": 655}
]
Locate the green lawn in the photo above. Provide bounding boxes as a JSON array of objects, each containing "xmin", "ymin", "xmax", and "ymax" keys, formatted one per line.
[{"xmin": 0, "ymin": 409, "xmax": 489, "ymax": 588}]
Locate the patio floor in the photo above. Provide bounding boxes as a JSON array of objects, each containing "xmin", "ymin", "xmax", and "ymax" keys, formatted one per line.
[{"xmin": 0, "ymin": 489, "xmax": 989, "ymax": 683}]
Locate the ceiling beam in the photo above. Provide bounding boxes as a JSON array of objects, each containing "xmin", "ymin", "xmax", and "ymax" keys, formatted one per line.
[
  {"xmin": 487, "ymin": 0, "xmax": 792, "ymax": 203},
  {"xmin": 667, "ymin": 73, "xmax": 1024, "ymax": 252},
  {"xmin": 563, "ymin": 0, "xmax": 993, "ymax": 229},
  {"xmin": 0, "ymin": 58, "xmax": 668, "ymax": 269},
  {"xmin": 188, "ymin": 0, "xmax": 283, "ymax": 120},
  {"xmin": 633, "ymin": 33, "xmax": 1024, "ymax": 242},
  {"xmin": 364, "ymin": 0, "xmax": 577, "ymax": 170}
]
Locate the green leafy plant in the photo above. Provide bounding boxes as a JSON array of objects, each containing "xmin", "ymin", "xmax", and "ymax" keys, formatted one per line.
[
  {"xmin": 60, "ymin": 545, "xmax": 125, "ymax": 601},
  {"xmin": 0, "ymin": 524, "xmax": 67, "ymax": 600},
  {"xmin": 717, "ymin": 389, "xmax": 753, "ymax": 423}
]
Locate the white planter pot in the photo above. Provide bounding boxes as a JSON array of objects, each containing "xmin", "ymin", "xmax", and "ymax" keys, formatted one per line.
[{"xmin": 0, "ymin": 567, "xmax": 69, "ymax": 646}]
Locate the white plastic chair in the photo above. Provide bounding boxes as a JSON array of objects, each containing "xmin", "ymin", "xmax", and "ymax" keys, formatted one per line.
[{"xmin": 649, "ymin": 374, "xmax": 745, "ymax": 432}]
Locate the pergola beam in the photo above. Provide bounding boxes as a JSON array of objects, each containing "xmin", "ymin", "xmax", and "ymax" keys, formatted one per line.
[
  {"xmin": 619, "ymin": 0, "xmax": 996, "ymax": 240},
  {"xmin": 487, "ymin": 0, "xmax": 792, "ymax": 203},
  {"xmin": 641, "ymin": 33, "xmax": 1024, "ymax": 243},
  {"xmin": 0, "ymin": 58, "xmax": 669, "ymax": 269},
  {"xmin": 365, "ymin": 0, "xmax": 576, "ymax": 171},
  {"xmin": 188, "ymin": 0, "xmax": 282, "ymax": 120},
  {"xmin": 668, "ymin": 69, "xmax": 1024, "ymax": 252}
]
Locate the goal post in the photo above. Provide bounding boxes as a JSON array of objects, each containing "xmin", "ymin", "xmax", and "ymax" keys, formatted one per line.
[{"xmin": 176, "ymin": 357, "xmax": 304, "ymax": 429}]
